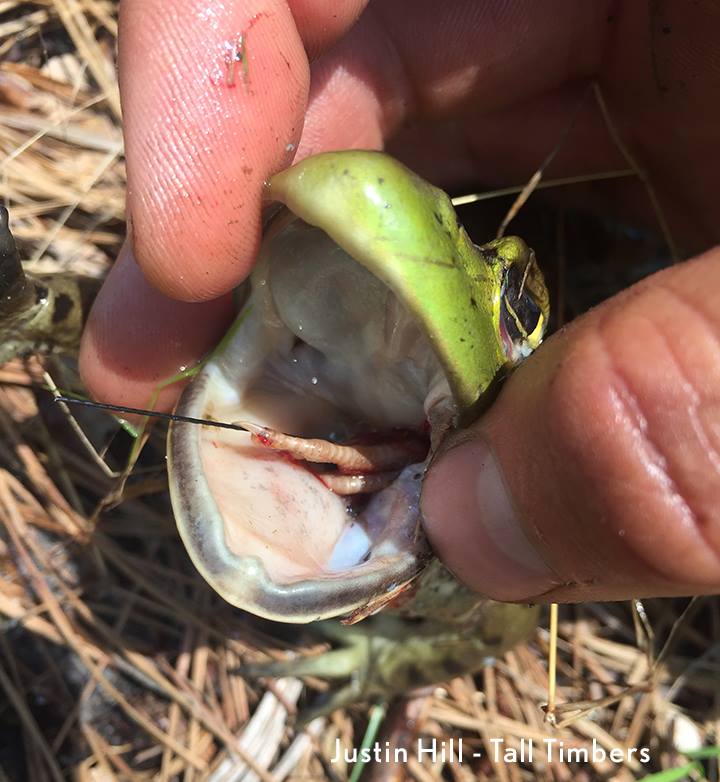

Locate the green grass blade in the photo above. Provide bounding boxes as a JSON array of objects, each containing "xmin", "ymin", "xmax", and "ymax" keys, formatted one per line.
[
  {"xmin": 636, "ymin": 761, "xmax": 702, "ymax": 782},
  {"xmin": 348, "ymin": 702, "xmax": 387, "ymax": 782},
  {"xmin": 682, "ymin": 746, "xmax": 720, "ymax": 760}
]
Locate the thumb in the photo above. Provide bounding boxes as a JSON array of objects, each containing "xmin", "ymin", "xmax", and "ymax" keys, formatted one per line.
[{"xmin": 421, "ymin": 246, "xmax": 720, "ymax": 603}]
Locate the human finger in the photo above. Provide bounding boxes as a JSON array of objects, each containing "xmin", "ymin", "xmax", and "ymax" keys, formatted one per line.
[{"xmin": 422, "ymin": 247, "xmax": 720, "ymax": 602}]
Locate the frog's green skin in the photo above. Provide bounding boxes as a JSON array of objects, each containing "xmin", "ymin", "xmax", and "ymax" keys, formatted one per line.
[
  {"xmin": 0, "ymin": 206, "xmax": 99, "ymax": 365},
  {"xmin": 168, "ymin": 151, "xmax": 549, "ymax": 719}
]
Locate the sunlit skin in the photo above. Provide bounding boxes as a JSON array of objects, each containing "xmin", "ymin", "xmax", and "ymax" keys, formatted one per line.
[{"xmin": 79, "ymin": 1, "xmax": 720, "ymax": 603}]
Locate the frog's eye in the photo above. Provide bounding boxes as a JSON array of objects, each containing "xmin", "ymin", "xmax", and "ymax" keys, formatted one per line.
[{"xmin": 501, "ymin": 261, "xmax": 545, "ymax": 354}]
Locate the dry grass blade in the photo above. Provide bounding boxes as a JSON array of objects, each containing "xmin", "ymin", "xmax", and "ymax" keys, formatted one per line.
[
  {"xmin": 544, "ymin": 602, "xmax": 559, "ymax": 725},
  {"xmin": 451, "ymin": 168, "xmax": 635, "ymax": 207},
  {"xmin": 592, "ymin": 81, "xmax": 679, "ymax": 262},
  {"xmin": 495, "ymin": 83, "xmax": 591, "ymax": 238},
  {"xmin": 50, "ymin": 0, "xmax": 121, "ymax": 120},
  {"xmin": 551, "ymin": 685, "xmax": 650, "ymax": 730}
]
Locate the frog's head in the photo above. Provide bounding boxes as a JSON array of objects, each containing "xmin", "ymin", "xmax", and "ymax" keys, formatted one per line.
[{"xmin": 167, "ymin": 151, "xmax": 548, "ymax": 622}]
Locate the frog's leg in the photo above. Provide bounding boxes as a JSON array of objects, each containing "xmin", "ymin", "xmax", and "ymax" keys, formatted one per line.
[
  {"xmin": 246, "ymin": 644, "xmax": 367, "ymax": 681},
  {"xmin": 244, "ymin": 603, "xmax": 540, "ymax": 722}
]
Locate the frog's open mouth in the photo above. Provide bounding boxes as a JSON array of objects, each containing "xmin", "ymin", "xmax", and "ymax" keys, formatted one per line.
[
  {"xmin": 168, "ymin": 218, "xmax": 454, "ymax": 622},
  {"xmin": 167, "ymin": 150, "xmax": 548, "ymax": 623}
]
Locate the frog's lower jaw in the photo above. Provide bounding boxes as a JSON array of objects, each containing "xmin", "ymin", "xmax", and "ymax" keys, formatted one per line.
[{"xmin": 243, "ymin": 602, "xmax": 540, "ymax": 723}]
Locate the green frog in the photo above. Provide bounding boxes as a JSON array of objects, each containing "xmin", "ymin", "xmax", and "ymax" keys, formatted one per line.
[
  {"xmin": 166, "ymin": 151, "xmax": 547, "ymax": 719},
  {"xmin": 0, "ymin": 152, "xmax": 548, "ymax": 721}
]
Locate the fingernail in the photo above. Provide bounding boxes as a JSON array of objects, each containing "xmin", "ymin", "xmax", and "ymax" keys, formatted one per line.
[{"xmin": 421, "ymin": 436, "xmax": 555, "ymax": 600}]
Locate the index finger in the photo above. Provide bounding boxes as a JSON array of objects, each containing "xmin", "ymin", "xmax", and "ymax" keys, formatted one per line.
[{"xmin": 120, "ymin": 0, "xmax": 359, "ymax": 302}]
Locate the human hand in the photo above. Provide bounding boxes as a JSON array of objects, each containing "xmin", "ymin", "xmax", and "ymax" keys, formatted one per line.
[{"xmin": 80, "ymin": 0, "xmax": 720, "ymax": 601}]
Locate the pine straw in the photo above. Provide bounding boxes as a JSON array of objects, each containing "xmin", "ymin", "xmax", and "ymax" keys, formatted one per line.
[{"xmin": 0, "ymin": 2, "xmax": 718, "ymax": 780}]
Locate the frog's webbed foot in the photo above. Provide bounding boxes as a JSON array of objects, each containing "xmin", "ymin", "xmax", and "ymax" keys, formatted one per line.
[{"xmin": 243, "ymin": 605, "xmax": 540, "ymax": 722}]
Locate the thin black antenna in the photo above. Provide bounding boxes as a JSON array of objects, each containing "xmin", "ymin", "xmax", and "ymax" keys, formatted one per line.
[{"xmin": 53, "ymin": 396, "xmax": 249, "ymax": 432}]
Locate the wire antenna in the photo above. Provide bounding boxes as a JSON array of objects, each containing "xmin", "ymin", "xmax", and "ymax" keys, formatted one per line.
[{"xmin": 53, "ymin": 396, "xmax": 248, "ymax": 433}]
